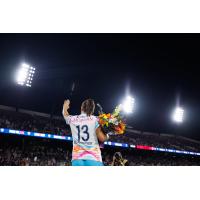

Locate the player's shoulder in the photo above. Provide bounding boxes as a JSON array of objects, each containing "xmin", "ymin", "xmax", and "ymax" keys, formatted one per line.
[
  {"xmin": 70, "ymin": 115, "xmax": 80, "ymax": 119},
  {"xmin": 72, "ymin": 114, "xmax": 99, "ymax": 123},
  {"xmin": 78, "ymin": 114, "xmax": 98, "ymax": 119},
  {"xmin": 66, "ymin": 115, "xmax": 79, "ymax": 121},
  {"xmin": 90, "ymin": 115, "xmax": 99, "ymax": 121}
]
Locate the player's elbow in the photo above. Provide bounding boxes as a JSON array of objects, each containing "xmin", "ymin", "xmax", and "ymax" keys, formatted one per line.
[
  {"xmin": 98, "ymin": 135, "xmax": 108, "ymax": 142},
  {"xmin": 96, "ymin": 128, "xmax": 108, "ymax": 142}
]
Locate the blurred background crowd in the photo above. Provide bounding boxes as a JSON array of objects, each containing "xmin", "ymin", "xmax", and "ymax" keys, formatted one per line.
[
  {"xmin": 0, "ymin": 135, "xmax": 200, "ymax": 166},
  {"xmin": 1, "ymin": 106, "xmax": 200, "ymax": 166}
]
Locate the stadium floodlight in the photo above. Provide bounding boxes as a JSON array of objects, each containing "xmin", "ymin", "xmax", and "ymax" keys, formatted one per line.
[
  {"xmin": 121, "ymin": 96, "xmax": 135, "ymax": 114},
  {"xmin": 16, "ymin": 63, "xmax": 36, "ymax": 87},
  {"xmin": 172, "ymin": 107, "xmax": 184, "ymax": 123}
]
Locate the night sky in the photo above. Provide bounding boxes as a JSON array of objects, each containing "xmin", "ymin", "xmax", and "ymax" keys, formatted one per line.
[{"xmin": 0, "ymin": 34, "xmax": 200, "ymax": 140}]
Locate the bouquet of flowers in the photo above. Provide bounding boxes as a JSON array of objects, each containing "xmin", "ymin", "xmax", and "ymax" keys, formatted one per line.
[{"xmin": 98, "ymin": 105, "xmax": 126, "ymax": 135}]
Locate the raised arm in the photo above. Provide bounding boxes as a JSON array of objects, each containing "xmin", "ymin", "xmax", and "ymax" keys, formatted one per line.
[
  {"xmin": 96, "ymin": 127, "xmax": 109, "ymax": 142},
  {"xmin": 62, "ymin": 99, "xmax": 70, "ymax": 118}
]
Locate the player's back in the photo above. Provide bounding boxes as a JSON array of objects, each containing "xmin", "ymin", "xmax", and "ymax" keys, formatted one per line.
[{"xmin": 67, "ymin": 113, "xmax": 102, "ymax": 162}]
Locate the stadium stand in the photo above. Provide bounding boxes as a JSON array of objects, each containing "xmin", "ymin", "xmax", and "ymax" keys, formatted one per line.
[
  {"xmin": 1, "ymin": 135, "xmax": 200, "ymax": 166},
  {"xmin": 1, "ymin": 104, "xmax": 200, "ymax": 166},
  {"xmin": 0, "ymin": 105, "xmax": 70, "ymax": 136}
]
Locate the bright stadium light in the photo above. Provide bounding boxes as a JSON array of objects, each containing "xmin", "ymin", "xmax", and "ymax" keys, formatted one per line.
[
  {"xmin": 16, "ymin": 63, "xmax": 36, "ymax": 87},
  {"xmin": 121, "ymin": 96, "xmax": 135, "ymax": 113},
  {"xmin": 172, "ymin": 107, "xmax": 184, "ymax": 123}
]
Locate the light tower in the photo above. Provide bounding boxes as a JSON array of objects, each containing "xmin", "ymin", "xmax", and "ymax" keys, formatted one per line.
[{"xmin": 16, "ymin": 63, "xmax": 36, "ymax": 87}]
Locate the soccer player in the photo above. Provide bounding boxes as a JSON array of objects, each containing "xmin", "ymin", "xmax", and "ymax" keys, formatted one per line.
[{"xmin": 62, "ymin": 99, "xmax": 109, "ymax": 166}]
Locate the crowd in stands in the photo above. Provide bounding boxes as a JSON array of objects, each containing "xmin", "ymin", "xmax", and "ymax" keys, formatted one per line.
[
  {"xmin": 109, "ymin": 131, "xmax": 200, "ymax": 152},
  {"xmin": 0, "ymin": 109, "xmax": 70, "ymax": 136},
  {"xmin": 0, "ymin": 135, "xmax": 71, "ymax": 166},
  {"xmin": 1, "ymin": 107, "xmax": 200, "ymax": 155},
  {"xmin": 1, "ymin": 135, "xmax": 200, "ymax": 166}
]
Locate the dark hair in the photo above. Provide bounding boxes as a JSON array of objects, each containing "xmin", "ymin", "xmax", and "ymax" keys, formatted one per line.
[{"xmin": 81, "ymin": 99, "xmax": 95, "ymax": 116}]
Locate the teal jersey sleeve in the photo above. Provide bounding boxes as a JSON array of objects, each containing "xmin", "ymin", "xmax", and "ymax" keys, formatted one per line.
[{"xmin": 95, "ymin": 118, "xmax": 100, "ymax": 129}]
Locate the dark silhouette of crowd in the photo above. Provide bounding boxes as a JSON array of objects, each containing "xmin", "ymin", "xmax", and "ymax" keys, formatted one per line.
[
  {"xmin": 109, "ymin": 131, "xmax": 200, "ymax": 152},
  {"xmin": 0, "ymin": 108, "xmax": 70, "ymax": 136},
  {"xmin": 1, "ymin": 135, "xmax": 200, "ymax": 166},
  {"xmin": 0, "ymin": 135, "xmax": 72, "ymax": 166},
  {"xmin": 1, "ymin": 107, "xmax": 200, "ymax": 152},
  {"xmin": 1, "ymin": 106, "xmax": 200, "ymax": 166}
]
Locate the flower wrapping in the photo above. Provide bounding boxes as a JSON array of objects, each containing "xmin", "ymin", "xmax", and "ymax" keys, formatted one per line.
[{"xmin": 98, "ymin": 105, "xmax": 126, "ymax": 135}]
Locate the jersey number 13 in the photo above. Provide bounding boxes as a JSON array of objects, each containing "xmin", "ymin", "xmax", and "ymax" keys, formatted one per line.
[{"xmin": 76, "ymin": 125, "xmax": 89, "ymax": 142}]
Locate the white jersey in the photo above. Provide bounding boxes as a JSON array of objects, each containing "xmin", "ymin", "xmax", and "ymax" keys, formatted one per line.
[{"xmin": 64, "ymin": 113, "xmax": 102, "ymax": 162}]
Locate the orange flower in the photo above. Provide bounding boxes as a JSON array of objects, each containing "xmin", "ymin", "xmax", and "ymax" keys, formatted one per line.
[
  {"xmin": 106, "ymin": 113, "xmax": 111, "ymax": 118},
  {"xmin": 119, "ymin": 122, "xmax": 126, "ymax": 131}
]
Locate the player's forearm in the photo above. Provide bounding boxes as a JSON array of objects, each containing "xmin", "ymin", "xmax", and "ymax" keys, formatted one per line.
[
  {"xmin": 62, "ymin": 99, "xmax": 70, "ymax": 118},
  {"xmin": 62, "ymin": 107, "xmax": 70, "ymax": 118},
  {"xmin": 63, "ymin": 110, "xmax": 69, "ymax": 117},
  {"xmin": 99, "ymin": 133, "xmax": 109, "ymax": 142}
]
